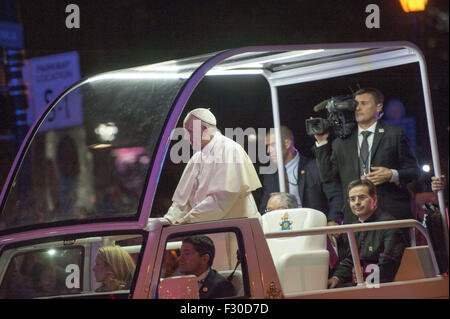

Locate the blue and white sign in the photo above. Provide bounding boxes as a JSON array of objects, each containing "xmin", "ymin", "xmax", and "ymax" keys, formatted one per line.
[
  {"xmin": 23, "ymin": 51, "xmax": 82, "ymax": 131},
  {"xmin": 0, "ymin": 21, "xmax": 23, "ymax": 48}
]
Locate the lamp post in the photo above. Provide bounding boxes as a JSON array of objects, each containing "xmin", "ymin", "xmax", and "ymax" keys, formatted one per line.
[
  {"xmin": 399, "ymin": 0, "xmax": 428, "ymax": 49},
  {"xmin": 399, "ymin": 0, "xmax": 428, "ymax": 13}
]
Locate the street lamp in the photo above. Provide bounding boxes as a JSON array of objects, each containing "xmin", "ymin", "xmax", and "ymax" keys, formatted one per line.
[
  {"xmin": 399, "ymin": 0, "xmax": 428, "ymax": 13},
  {"xmin": 399, "ymin": 0, "xmax": 428, "ymax": 48}
]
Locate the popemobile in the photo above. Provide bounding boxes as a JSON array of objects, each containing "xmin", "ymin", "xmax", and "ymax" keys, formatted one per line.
[{"xmin": 0, "ymin": 42, "xmax": 448, "ymax": 299}]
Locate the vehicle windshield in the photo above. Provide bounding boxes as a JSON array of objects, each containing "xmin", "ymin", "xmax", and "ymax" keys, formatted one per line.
[{"xmin": 0, "ymin": 54, "xmax": 215, "ymax": 233}]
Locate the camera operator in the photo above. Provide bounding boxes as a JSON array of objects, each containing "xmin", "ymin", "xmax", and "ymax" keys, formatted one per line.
[{"xmin": 312, "ymin": 88, "xmax": 420, "ymax": 225}]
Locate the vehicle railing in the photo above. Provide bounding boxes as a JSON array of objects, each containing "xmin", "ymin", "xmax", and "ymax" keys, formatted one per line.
[{"xmin": 264, "ymin": 219, "xmax": 441, "ymax": 286}]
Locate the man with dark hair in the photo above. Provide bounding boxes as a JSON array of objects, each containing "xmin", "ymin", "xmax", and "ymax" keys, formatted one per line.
[
  {"xmin": 179, "ymin": 235, "xmax": 236, "ymax": 298},
  {"xmin": 328, "ymin": 179, "xmax": 406, "ymax": 288},
  {"xmin": 314, "ymin": 88, "xmax": 420, "ymax": 224},
  {"xmin": 261, "ymin": 125, "xmax": 344, "ymax": 225},
  {"xmin": 348, "ymin": 178, "xmax": 378, "ymax": 198},
  {"xmin": 354, "ymin": 87, "xmax": 384, "ymax": 105}
]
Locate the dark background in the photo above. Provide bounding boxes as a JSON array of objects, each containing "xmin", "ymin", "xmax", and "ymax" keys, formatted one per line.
[{"xmin": 1, "ymin": 0, "xmax": 448, "ymax": 192}]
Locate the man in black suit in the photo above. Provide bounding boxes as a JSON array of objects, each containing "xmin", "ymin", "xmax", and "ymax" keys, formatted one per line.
[
  {"xmin": 179, "ymin": 235, "xmax": 236, "ymax": 299},
  {"xmin": 313, "ymin": 88, "xmax": 420, "ymax": 224},
  {"xmin": 328, "ymin": 179, "xmax": 406, "ymax": 288},
  {"xmin": 260, "ymin": 126, "xmax": 344, "ymax": 226}
]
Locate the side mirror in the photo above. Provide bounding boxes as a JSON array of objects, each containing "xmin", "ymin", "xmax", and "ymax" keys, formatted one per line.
[{"xmin": 158, "ymin": 275, "xmax": 199, "ymax": 299}]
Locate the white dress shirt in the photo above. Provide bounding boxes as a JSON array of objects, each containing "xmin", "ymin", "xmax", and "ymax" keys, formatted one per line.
[
  {"xmin": 197, "ymin": 268, "xmax": 210, "ymax": 288},
  {"xmin": 315, "ymin": 122, "xmax": 399, "ymax": 184},
  {"xmin": 285, "ymin": 152, "xmax": 302, "ymax": 207},
  {"xmin": 357, "ymin": 122, "xmax": 399, "ymax": 184}
]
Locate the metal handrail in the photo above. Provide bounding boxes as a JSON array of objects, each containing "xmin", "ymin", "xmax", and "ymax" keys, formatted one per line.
[{"xmin": 264, "ymin": 219, "xmax": 441, "ymax": 286}]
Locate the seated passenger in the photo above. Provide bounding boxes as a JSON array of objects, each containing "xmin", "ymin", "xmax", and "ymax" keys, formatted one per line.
[
  {"xmin": 265, "ymin": 192, "xmax": 344, "ymax": 276},
  {"xmin": 265, "ymin": 192, "xmax": 298, "ymax": 213},
  {"xmin": 93, "ymin": 246, "xmax": 136, "ymax": 292},
  {"xmin": 328, "ymin": 179, "xmax": 406, "ymax": 288},
  {"xmin": 179, "ymin": 235, "xmax": 236, "ymax": 298}
]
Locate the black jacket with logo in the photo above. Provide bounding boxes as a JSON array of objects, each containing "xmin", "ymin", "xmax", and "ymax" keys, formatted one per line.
[{"xmin": 199, "ymin": 269, "xmax": 236, "ymax": 299}]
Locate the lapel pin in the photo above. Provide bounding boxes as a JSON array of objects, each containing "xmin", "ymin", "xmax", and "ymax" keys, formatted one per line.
[
  {"xmin": 378, "ymin": 128, "xmax": 384, "ymax": 133},
  {"xmin": 202, "ymin": 287, "xmax": 208, "ymax": 293},
  {"xmin": 301, "ymin": 170, "xmax": 305, "ymax": 175}
]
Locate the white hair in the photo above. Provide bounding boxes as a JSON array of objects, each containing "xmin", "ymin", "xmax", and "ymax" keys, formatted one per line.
[{"xmin": 269, "ymin": 192, "xmax": 298, "ymax": 209}]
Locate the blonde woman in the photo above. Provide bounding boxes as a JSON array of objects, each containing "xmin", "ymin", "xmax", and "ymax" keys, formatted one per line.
[{"xmin": 93, "ymin": 246, "xmax": 136, "ymax": 292}]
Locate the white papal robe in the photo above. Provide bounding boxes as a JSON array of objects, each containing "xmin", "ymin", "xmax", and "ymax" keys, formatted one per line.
[{"xmin": 164, "ymin": 131, "xmax": 262, "ymax": 224}]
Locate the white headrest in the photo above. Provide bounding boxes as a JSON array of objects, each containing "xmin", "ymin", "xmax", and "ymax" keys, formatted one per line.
[{"xmin": 262, "ymin": 208, "xmax": 327, "ymax": 233}]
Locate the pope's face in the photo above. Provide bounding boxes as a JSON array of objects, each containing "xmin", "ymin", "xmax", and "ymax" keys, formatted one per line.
[
  {"xmin": 354, "ymin": 93, "xmax": 383, "ymax": 128},
  {"xmin": 184, "ymin": 116, "xmax": 204, "ymax": 151},
  {"xmin": 349, "ymin": 185, "xmax": 377, "ymax": 221}
]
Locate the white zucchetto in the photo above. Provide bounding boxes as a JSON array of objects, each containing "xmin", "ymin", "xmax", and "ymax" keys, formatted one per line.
[{"xmin": 185, "ymin": 108, "xmax": 217, "ymax": 126}]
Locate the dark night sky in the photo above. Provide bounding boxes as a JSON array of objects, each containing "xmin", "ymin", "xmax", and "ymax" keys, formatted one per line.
[
  {"xmin": 1, "ymin": 0, "xmax": 449, "ymax": 188},
  {"xmin": 13, "ymin": 0, "xmax": 447, "ymax": 74}
]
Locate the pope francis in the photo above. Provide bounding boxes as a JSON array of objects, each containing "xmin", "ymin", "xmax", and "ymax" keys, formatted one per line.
[{"xmin": 164, "ymin": 108, "xmax": 262, "ymax": 224}]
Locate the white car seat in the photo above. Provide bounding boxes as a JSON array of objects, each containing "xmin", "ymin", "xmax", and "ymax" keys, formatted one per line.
[{"xmin": 262, "ymin": 208, "xmax": 329, "ymax": 294}]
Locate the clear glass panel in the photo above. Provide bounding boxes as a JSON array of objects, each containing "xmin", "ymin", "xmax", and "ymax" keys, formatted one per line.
[
  {"xmin": 0, "ymin": 233, "xmax": 144, "ymax": 298},
  {"xmin": 0, "ymin": 52, "xmax": 217, "ymax": 233},
  {"xmin": 0, "ymin": 246, "xmax": 84, "ymax": 298}
]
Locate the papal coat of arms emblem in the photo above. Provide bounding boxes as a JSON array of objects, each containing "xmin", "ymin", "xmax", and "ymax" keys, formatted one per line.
[{"xmin": 279, "ymin": 212, "xmax": 293, "ymax": 231}]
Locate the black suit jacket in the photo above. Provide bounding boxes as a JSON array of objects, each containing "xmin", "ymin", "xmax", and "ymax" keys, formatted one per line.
[
  {"xmin": 259, "ymin": 154, "xmax": 344, "ymax": 223},
  {"xmin": 199, "ymin": 269, "xmax": 236, "ymax": 299},
  {"xmin": 332, "ymin": 209, "xmax": 407, "ymax": 284},
  {"xmin": 314, "ymin": 121, "xmax": 420, "ymax": 223}
]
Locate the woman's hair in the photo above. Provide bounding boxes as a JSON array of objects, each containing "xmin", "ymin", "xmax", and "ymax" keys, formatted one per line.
[{"xmin": 97, "ymin": 246, "xmax": 136, "ymax": 291}]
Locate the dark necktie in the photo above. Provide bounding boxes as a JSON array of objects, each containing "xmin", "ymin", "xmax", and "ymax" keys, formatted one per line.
[{"xmin": 359, "ymin": 131, "xmax": 372, "ymax": 176}]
